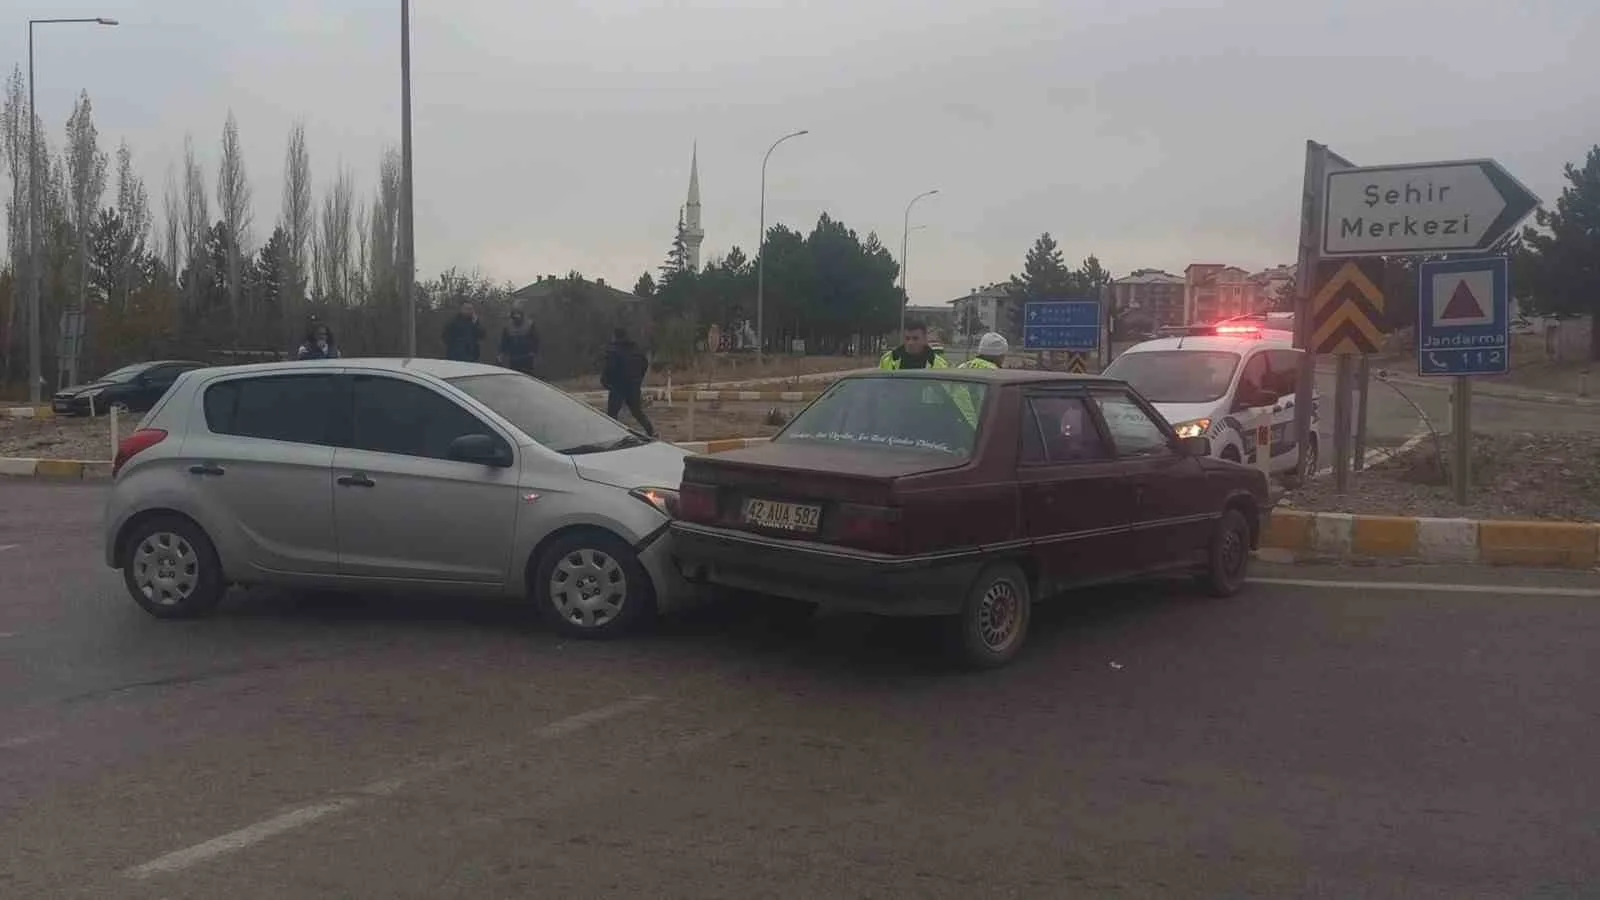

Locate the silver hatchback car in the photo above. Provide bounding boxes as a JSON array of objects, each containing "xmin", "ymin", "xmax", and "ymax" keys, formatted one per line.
[{"xmin": 104, "ymin": 358, "xmax": 693, "ymax": 637}]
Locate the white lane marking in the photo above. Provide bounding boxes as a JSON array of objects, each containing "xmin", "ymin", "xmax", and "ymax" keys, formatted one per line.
[
  {"xmin": 1250, "ymin": 577, "xmax": 1600, "ymax": 599},
  {"xmin": 123, "ymin": 695, "xmax": 657, "ymax": 880},
  {"xmin": 1315, "ymin": 420, "xmax": 1427, "ymax": 477},
  {"xmin": 0, "ymin": 729, "xmax": 58, "ymax": 749},
  {"xmin": 0, "ymin": 544, "xmax": 19, "ymax": 552},
  {"xmin": 124, "ymin": 799, "xmax": 360, "ymax": 879},
  {"xmin": 0, "ymin": 632, "xmax": 18, "ymax": 639}
]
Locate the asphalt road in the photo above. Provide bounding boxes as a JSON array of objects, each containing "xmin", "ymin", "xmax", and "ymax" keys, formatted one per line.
[{"xmin": 3, "ymin": 482, "xmax": 1599, "ymax": 899}]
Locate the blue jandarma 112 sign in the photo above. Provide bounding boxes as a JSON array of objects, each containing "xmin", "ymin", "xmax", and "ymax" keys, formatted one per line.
[
  {"xmin": 1022, "ymin": 300, "xmax": 1101, "ymax": 351},
  {"xmin": 1416, "ymin": 257, "xmax": 1509, "ymax": 376}
]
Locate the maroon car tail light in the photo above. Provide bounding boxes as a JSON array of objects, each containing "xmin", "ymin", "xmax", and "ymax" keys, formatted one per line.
[
  {"xmin": 679, "ymin": 482, "xmax": 719, "ymax": 523},
  {"xmin": 836, "ymin": 504, "xmax": 904, "ymax": 554},
  {"xmin": 112, "ymin": 428, "xmax": 167, "ymax": 477}
]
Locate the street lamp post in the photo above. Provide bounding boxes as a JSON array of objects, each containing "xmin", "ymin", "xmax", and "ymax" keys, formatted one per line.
[
  {"xmin": 26, "ymin": 16, "xmax": 117, "ymax": 404},
  {"xmin": 399, "ymin": 0, "xmax": 416, "ymax": 357},
  {"xmin": 754, "ymin": 129, "xmax": 808, "ymax": 366},
  {"xmin": 898, "ymin": 189, "xmax": 939, "ymax": 337}
]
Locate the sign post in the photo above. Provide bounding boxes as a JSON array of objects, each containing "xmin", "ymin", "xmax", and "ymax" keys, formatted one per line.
[
  {"xmin": 1309, "ymin": 257, "xmax": 1385, "ymax": 492},
  {"xmin": 1417, "ymin": 256, "xmax": 1510, "ymax": 504},
  {"xmin": 1022, "ymin": 300, "xmax": 1102, "ymax": 366},
  {"xmin": 1291, "ymin": 142, "xmax": 1354, "ymax": 486}
]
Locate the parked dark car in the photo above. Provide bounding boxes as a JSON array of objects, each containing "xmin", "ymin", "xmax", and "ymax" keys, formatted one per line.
[
  {"xmin": 670, "ymin": 369, "xmax": 1272, "ymax": 668},
  {"xmin": 51, "ymin": 361, "xmax": 206, "ymax": 417}
]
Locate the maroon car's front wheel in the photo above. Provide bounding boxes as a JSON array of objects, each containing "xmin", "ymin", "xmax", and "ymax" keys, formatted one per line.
[
  {"xmin": 1198, "ymin": 508, "xmax": 1252, "ymax": 597},
  {"xmin": 948, "ymin": 562, "xmax": 1032, "ymax": 669}
]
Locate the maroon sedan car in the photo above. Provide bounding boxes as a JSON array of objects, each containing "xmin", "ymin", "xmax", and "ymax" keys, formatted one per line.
[{"xmin": 670, "ymin": 369, "xmax": 1271, "ymax": 668}]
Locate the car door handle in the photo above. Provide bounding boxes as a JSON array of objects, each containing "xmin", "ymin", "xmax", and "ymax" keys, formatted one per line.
[
  {"xmin": 337, "ymin": 473, "xmax": 375, "ymax": 488},
  {"xmin": 188, "ymin": 463, "xmax": 225, "ymax": 477}
]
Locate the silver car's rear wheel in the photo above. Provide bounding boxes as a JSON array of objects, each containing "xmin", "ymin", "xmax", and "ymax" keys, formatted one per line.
[
  {"xmin": 534, "ymin": 531, "xmax": 657, "ymax": 638},
  {"xmin": 121, "ymin": 516, "xmax": 224, "ymax": 619}
]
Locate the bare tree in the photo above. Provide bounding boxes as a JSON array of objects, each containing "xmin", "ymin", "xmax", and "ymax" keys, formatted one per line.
[
  {"xmin": 280, "ymin": 121, "xmax": 312, "ymax": 316},
  {"xmin": 65, "ymin": 92, "xmax": 107, "ymax": 329},
  {"xmin": 216, "ymin": 111, "xmax": 252, "ymax": 318},
  {"xmin": 108, "ymin": 142, "xmax": 151, "ymax": 310},
  {"xmin": 366, "ymin": 146, "xmax": 402, "ymax": 308},
  {"xmin": 181, "ymin": 136, "xmax": 210, "ymax": 310},
  {"xmin": 315, "ymin": 165, "xmax": 355, "ymax": 306},
  {"xmin": 160, "ymin": 165, "xmax": 181, "ymax": 280}
]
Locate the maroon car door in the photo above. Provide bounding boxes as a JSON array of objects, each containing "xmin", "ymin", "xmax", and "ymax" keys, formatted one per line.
[
  {"xmin": 1014, "ymin": 390, "xmax": 1135, "ymax": 594},
  {"xmin": 1090, "ymin": 388, "xmax": 1213, "ymax": 572}
]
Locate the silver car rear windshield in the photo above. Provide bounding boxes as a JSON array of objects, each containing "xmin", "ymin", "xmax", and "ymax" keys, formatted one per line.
[
  {"xmin": 448, "ymin": 373, "xmax": 642, "ymax": 454},
  {"xmin": 778, "ymin": 377, "xmax": 983, "ymax": 458}
]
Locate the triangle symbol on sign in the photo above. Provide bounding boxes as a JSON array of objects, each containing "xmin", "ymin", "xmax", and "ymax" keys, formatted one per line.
[{"xmin": 1440, "ymin": 280, "xmax": 1486, "ymax": 320}]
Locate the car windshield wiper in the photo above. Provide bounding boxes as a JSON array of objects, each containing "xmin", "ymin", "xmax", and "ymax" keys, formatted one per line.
[{"xmin": 559, "ymin": 433, "xmax": 652, "ymax": 455}]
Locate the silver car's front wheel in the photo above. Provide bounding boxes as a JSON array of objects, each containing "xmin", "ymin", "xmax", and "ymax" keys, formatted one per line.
[
  {"xmin": 121, "ymin": 516, "xmax": 224, "ymax": 619},
  {"xmin": 534, "ymin": 531, "xmax": 657, "ymax": 638}
]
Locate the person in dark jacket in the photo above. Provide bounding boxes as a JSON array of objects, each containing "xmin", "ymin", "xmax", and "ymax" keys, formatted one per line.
[
  {"xmin": 601, "ymin": 328, "xmax": 655, "ymax": 437},
  {"xmin": 441, "ymin": 300, "xmax": 485, "ymax": 362},
  {"xmin": 497, "ymin": 307, "xmax": 540, "ymax": 375},
  {"xmin": 296, "ymin": 323, "xmax": 340, "ymax": 360}
]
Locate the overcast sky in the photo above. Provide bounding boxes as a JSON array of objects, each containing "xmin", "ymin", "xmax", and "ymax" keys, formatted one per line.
[{"xmin": 4, "ymin": 0, "xmax": 1596, "ymax": 305}]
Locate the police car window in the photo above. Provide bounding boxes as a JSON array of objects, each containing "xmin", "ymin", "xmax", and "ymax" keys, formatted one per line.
[
  {"xmin": 1021, "ymin": 396, "xmax": 1108, "ymax": 464},
  {"xmin": 1236, "ymin": 354, "xmax": 1270, "ymax": 405},
  {"xmin": 779, "ymin": 377, "xmax": 981, "ymax": 458},
  {"xmin": 1265, "ymin": 350, "xmax": 1301, "ymax": 398},
  {"xmin": 1101, "ymin": 350, "xmax": 1240, "ymax": 403},
  {"xmin": 1094, "ymin": 393, "xmax": 1172, "ymax": 457}
]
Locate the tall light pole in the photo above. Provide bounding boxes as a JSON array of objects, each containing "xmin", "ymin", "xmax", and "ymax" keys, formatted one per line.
[
  {"xmin": 898, "ymin": 189, "xmax": 938, "ymax": 337},
  {"xmin": 399, "ymin": 0, "xmax": 417, "ymax": 357},
  {"xmin": 754, "ymin": 129, "xmax": 807, "ymax": 366},
  {"xmin": 27, "ymin": 16, "xmax": 117, "ymax": 404}
]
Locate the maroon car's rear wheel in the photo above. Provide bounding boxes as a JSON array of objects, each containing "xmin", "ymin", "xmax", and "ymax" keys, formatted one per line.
[{"xmin": 948, "ymin": 562, "xmax": 1032, "ymax": 669}]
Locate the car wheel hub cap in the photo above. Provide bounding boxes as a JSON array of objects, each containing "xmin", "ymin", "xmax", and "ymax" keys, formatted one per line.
[
  {"xmin": 978, "ymin": 581, "xmax": 1021, "ymax": 651},
  {"xmin": 1222, "ymin": 528, "xmax": 1245, "ymax": 578},
  {"xmin": 550, "ymin": 548, "xmax": 626, "ymax": 628},
  {"xmin": 132, "ymin": 532, "xmax": 199, "ymax": 606}
]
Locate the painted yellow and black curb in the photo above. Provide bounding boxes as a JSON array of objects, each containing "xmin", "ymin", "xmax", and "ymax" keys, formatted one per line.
[
  {"xmin": 0, "ymin": 438, "xmax": 773, "ymax": 481},
  {"xmin": 1261, "ymin": 509, "xmax": 1599, "ymax": 570}
]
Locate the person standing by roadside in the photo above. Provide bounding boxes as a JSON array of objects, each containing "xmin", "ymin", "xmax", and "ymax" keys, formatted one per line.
[
  {"xmin": 958, "ymin": 332, "xmax": 1008, "ymax": 370},
  {"xmin": 601, "ymin": 327, "xmax": 656, "ymax": 437},
  {"xmin": 296, "ymin": 322, "xmax": 340, "ymax": 360},
  {"xmin": 878, "ymin": 319, "xmax": 948, "ymax": 371},
  {"xmin": 497, "ymin": 307, "xmax": 540, "ymax": 375},
  {"xmin": 441, "ymin": 300, "xmax": 485, "ymax": 362}
]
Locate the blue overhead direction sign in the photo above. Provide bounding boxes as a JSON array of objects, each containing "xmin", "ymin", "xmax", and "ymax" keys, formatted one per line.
[
  {"xmin": 1416, "ymin": 257, "xmax": 1509, "ymax": 377},
  {"xmin": 1023, "ymin": 300, "xmax": 1101, "ymax": 351}
]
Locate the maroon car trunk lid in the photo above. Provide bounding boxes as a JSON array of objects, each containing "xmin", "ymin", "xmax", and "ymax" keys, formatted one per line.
[{"xmin": 681, "ymin": 442, "xmax": 968, "ymax": 546}]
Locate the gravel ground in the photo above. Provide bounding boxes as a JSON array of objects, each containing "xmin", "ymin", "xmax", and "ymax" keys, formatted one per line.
[
  {"xmin": 0, "ymin": 400, "xmax": 800, "ymax": 461},
  {"xmin": 1284, "ymin": 431, "xmax": 1600, "ymax": 522}
]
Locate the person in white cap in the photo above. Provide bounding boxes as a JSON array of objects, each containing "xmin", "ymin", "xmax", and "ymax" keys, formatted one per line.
[{"xmin": 960, "ymin": 332, "xmax": 1008, "ymax": 370}]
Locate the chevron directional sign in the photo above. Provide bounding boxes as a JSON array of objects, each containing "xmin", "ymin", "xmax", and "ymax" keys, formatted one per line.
[{"xmin": 1310, "ymin": 258, "xmax": 1386, "ymax": 355}]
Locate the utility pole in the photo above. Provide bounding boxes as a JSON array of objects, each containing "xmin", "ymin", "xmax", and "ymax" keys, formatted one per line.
[
  {"xmin": 898, "ymin": 189, "xmax": 938, "ymax": 337},
  {"xmin": 399, "ymin": 0, "xmax": 417, "ymax": 357},
  {"xmin": 754, "ymin": 129, "xmax": 807, "ymax": 366}
]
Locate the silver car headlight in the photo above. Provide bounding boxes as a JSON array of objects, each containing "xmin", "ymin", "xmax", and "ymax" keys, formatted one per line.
[
  {"xmin": 629, "ymin": 487, "xmax": 680, "ymax": 518},
  {"xmin": 1172, "ymin": 418, "xmax": 1212, "ymax": 439}
]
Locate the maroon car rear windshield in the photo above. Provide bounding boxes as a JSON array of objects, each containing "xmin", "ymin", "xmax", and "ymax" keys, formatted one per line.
[{"xmin": 777, "ymin": 377, "xmax": 983, "ymax": 458}]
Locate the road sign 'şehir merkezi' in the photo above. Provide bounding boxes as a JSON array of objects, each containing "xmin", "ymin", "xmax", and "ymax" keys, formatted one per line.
[
  {"xmin": 1022, "ymin": 300, "xmax": 1100, "ymax": 351},
  {"xmin": 1416, "ymin": 257, "xmax": 1509, "ymax": 377},
  {"xmin": 1310, "ymin": 258, "xmax": 1385, "ymax": 355},
  {"xmin": 1322, "ymin": 160, "xmax": 1538, "ymax": 257}
]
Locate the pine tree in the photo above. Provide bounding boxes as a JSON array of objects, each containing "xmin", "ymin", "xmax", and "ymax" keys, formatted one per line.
[
  {"xmin": 659, "ymin": 207, "xmax": 689, "ymax": 284},
  {"xmin": 1004, "ymin": 232, "xmax": 1074, "ymax": 334}
]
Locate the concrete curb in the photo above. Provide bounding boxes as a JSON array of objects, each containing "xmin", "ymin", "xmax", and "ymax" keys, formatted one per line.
[
  {"xmin": 0, "ymin": 438, "xmax": 774, "ymax": 481},
  {"xmin": 0, "ymin": 405, "xmax": 53, "ymax": 419},
  {"xmin": 1263, "ymin": 509, "xmax": 1600, "ymax": 570}
]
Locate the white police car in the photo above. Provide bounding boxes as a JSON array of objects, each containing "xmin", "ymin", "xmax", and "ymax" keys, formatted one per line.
[{"xmin": 1103, "ymin": 321, "xmax": 1319, "ymax": 476}]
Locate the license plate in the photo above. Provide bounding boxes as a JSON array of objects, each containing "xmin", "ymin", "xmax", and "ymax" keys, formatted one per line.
[
  {"xmin": 51, "ymin": 401, "xmax": 71, "ymax": 413},
  {"xmin": 743, "ymin": 498, "xmax": 821, "ymax": 533}
]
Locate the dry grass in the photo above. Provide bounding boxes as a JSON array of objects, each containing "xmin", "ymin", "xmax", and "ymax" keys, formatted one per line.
[
  {"xmin": 1284, "ymin": 431, "xmax": 1600, "ymax": 522},
  {"xmin": 553, "ymin": 354, "xmax": 877, "ymax": 392}
]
